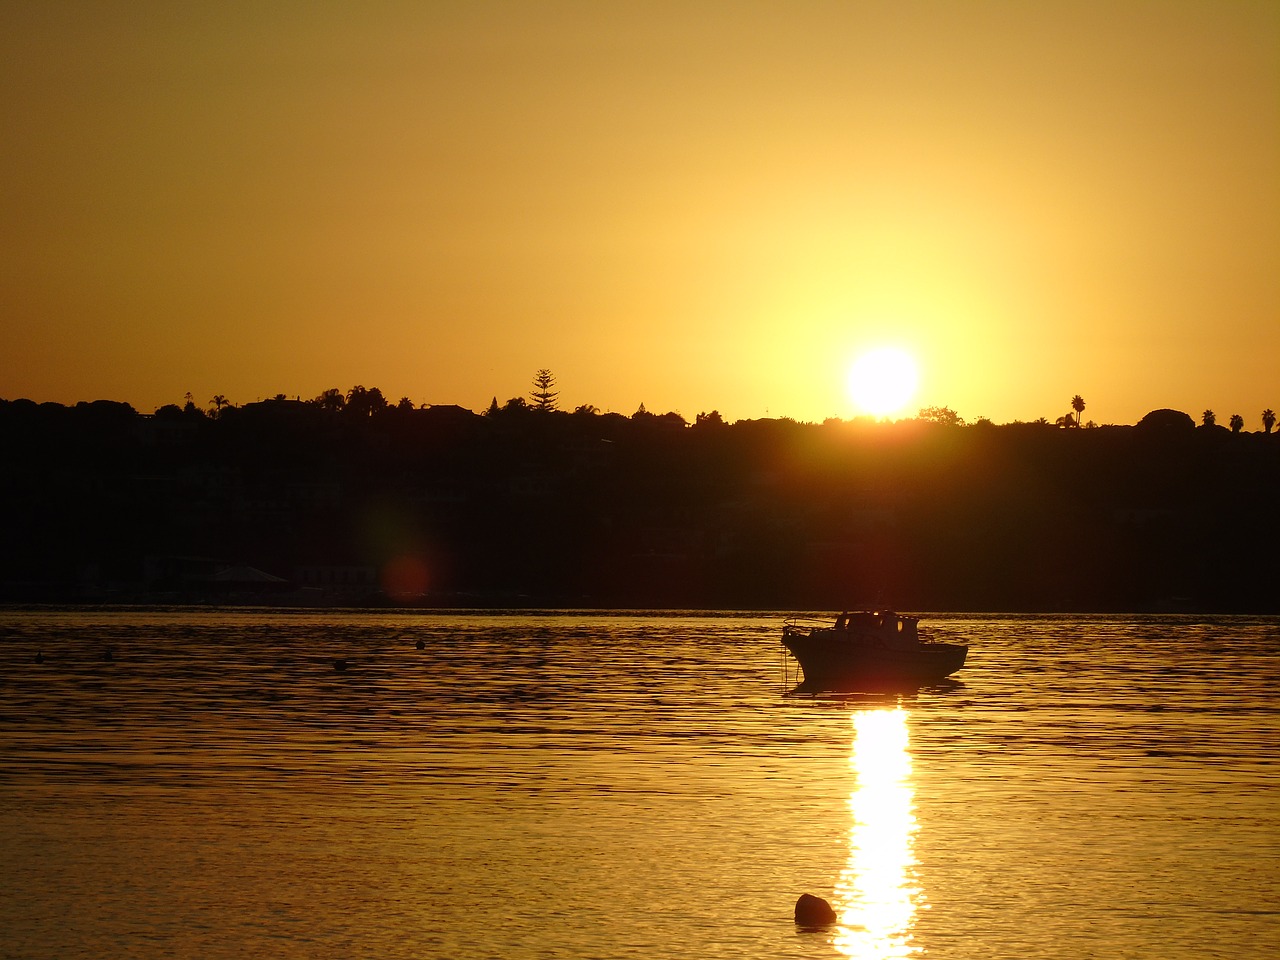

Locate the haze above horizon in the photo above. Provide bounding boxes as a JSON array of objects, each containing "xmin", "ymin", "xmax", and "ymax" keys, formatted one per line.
[{"xmin": 2, "ymin": 2, "xmax": 1276, "ymax": 427}]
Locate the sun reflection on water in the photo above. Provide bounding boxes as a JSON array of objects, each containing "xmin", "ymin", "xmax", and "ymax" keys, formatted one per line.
[{"xmin": 833, "ymin": 708, "xmax": 922, "ymax": 959}]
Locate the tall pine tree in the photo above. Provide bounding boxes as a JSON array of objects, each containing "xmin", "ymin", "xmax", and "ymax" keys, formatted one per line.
[{"xmin": 530, "ymin": 369, "xmax": 559, "ymax": 411}]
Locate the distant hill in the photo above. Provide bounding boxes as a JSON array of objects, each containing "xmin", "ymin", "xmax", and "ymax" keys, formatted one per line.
[{"xmin": 2, "ymin": 398, "xmax": 1277, "ymax": 612}]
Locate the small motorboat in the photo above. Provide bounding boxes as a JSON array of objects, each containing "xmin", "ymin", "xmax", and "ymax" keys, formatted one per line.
[{"xmin": 782, "ymin": 610, "xmax": 968, "ymax": 691}]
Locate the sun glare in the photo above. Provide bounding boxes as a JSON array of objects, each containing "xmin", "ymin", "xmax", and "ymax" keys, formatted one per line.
[
  {"xmin": 847, "ymin": 347, "xmax": 919, "ymax": 418},
  {"xmin": 834, "ymin": 708, "xmax": 920, "ymax": 958}
]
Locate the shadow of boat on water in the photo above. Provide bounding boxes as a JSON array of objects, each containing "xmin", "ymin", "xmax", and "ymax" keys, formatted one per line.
[{"xmin": 784, "ymin": 677, "xmax": 966, "ymax": 702}]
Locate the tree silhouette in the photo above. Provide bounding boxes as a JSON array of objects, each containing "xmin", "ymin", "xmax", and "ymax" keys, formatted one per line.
[
  {"xmin": 1136, "ymin": 408, "xmax": 1195, "ymax": 432},
  {"xmin": 345, "ymin": 385, "xmax": 386, "ymax": 418},
  {"xmin": 7, "ymin": 386, "xmax": 1280, "ymax": 612},
  {"xmin": 1071, "ymin": 395, "xmax": 1085, "ymax": 427},
  {"xmin": 210, "ymin": 394, "xmax": 228, "ymax": 418},
  {"xmin": 918, "ymin": 406, "xmax": 964, "ymax": 426},
  {"xmin": 315, "ymin": 388, "xmax": 345, "ymax": 413},
  {"xmin": 530, "ymin": 369, "xmax": 559, "ymax": 411},
  {"xmin": 1264, "ymin": 409, "xmax": 1276, "ymax": 434},
  {"xmin": 1202, "ymin": 409, "xmax": 1216, "ymax": 427}
]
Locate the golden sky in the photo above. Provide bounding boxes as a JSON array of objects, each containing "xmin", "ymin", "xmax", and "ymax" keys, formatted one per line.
[{"xmin": 2, "ymin": 1, "xmax": 1277, "ymax": 426}]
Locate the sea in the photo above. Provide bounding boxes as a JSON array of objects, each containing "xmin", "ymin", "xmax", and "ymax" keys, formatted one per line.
[{"xmin": 0, "ymin": 609, "xmax": 1276, "ymax": 959}]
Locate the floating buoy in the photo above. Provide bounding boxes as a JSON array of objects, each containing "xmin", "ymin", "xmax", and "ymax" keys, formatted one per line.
[
  {"xmin": 333, "ymin": 659, "xmax": 348, "ymax": 672},
  {"xmin": 415, "ymin": 640, "xmax": 425, "ymax": 650},
  {"xmin": 35, "ymin": 651, "xmax": 44, "ymax": 664},
  {"xmin": 794, "ymin": 893, "xmax": 837, "ymax": 926}
]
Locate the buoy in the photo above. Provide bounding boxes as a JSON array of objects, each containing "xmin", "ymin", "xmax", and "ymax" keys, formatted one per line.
[
  {"xmin": 794, "ymin": 893, "xmax": 837, "ymax": 926},
  {"xmin": 415, "ymin": 640, "xmax": 425, "ymax": 650},
  {"xmin": 35, "ymin": 651, "xmax": 44, "ymax": 664},
  {"xmin": 333, "ymin": 659, "xmax": 348, "ymax": 672}
]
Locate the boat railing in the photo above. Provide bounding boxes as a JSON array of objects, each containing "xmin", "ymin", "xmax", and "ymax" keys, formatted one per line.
[{"xmin": 783, "ymin": 615, "xmax": 832, "ymax": 634}]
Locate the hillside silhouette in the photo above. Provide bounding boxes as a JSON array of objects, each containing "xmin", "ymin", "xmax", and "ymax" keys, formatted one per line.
[{"xmin": 2, "ymin": 392, "xmax": 1277, "ymax": 612}]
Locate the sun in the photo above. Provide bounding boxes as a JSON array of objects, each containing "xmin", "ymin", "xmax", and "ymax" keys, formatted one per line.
[{"xmin": 846, "ymin": 347, "xmax": 919, "ymax": 418}]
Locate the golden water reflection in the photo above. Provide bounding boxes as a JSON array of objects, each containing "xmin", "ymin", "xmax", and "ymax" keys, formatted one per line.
[{"xmin": 833, "ymin": 708, "xmax": 922, "ymax": 959}]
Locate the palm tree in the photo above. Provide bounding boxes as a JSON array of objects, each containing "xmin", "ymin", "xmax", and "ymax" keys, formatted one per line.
[
  {"xmin": 345, "ymin": 384, "xmax": 386, "ymax": 418},
  {"xmin": 1202, "ymin": 409, "xmax": 1215, "ymax": 427},
  {"xmin": 1230, "ymin": 414, "xmax": 1244, "ymax": 434},
  {"xmin": 1070, "ymin": 395, "xmax": 1085, "ymax": 428},
  {"xmin": 1264, "ymin": 409, "xmax": 1276, "ymax": 434},
  {"xmin": 315, "ymin": 388, "xmax": 345, "ymax": 413},
  {"xmin": 210, "ymin": 394, "xmax": 228, "ymax": 418}
]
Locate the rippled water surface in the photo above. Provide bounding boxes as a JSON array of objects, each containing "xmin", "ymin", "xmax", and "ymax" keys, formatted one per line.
[{"xmin": 1, "ymin": 610, "xmax": 1277, "ymax": 959}]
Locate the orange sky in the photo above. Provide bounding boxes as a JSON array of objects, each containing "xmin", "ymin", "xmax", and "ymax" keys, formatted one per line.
[{"xmin": 2, "ymin": 2, "xmax": 1277, "ymax": 426}]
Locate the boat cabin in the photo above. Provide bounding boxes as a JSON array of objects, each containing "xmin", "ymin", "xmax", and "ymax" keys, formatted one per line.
[{"xmin": 833, "ymin": 610, "xmax": 921, "ymax": 649}]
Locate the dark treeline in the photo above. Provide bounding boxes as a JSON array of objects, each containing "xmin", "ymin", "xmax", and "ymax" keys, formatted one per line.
[{"xmin": 2, "ymin": 393, "xmax": 1278, "ymax": 612}]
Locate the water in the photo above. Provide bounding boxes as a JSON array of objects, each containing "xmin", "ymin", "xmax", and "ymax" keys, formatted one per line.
[{"xmin": 1, "ymin": 610, "xmax": 1277, "ymax": 959}]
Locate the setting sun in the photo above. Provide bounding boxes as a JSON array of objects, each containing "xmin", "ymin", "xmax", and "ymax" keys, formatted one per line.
[{"xmin": 847, "ymin": 347, "xmax": 920, "ymax": 418}]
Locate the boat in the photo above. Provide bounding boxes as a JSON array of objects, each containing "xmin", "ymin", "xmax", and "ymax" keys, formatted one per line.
[{"xmin": 782, "ymin": 610, "xmax": 968, "ymax": 691}]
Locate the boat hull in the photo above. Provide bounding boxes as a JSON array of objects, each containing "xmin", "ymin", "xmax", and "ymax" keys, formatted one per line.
[{"xmin": 783, "ymin": 628, "xmax": 968, "ymax": 691}]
